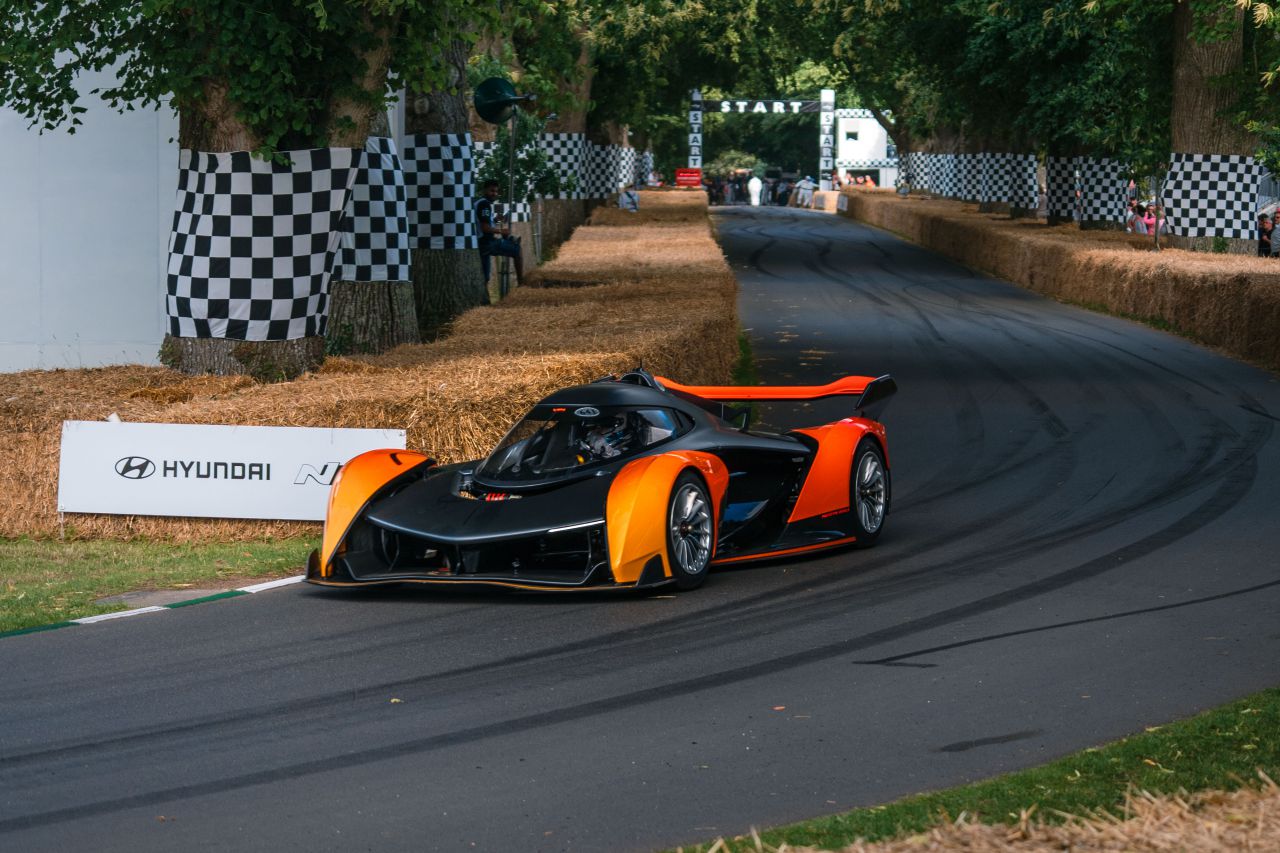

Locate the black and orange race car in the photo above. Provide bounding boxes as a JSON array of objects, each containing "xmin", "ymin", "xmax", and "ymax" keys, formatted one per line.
[{"xmin": 306, "ymin": 369, "xmax": 895, "ymax": 592}]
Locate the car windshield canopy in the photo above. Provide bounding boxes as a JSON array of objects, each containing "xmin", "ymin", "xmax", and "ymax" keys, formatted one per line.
[{"xmin": 477, "ymin": 405, "xmax": 683, "ymax": 483}]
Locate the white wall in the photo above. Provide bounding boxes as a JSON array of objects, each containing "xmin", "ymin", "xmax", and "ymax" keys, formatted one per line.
[
  {"xmin": 836, "ymin": 116, "xmax": 888, "ymax": 163},
  {"xmin": 0, "ymin": 70, "xmax": 178, "ymax": 372}
]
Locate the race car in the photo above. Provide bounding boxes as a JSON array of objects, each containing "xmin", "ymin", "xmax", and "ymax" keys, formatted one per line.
[{"xmin": 306, "ymin": 368, "xmax": 895, "ymax": 592}]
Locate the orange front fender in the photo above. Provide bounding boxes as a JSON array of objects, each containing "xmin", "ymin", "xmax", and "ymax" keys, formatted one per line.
[
  {"xmin": 316, "ymin": 449, "xmax": 433, "ymax": 577},
  {"xmin": 606, "ymin": 451, "xmax": 729, "ymax": 584}
]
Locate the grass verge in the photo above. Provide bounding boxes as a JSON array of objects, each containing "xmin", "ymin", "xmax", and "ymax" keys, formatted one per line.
[
  {"xmin": 688, "ymin": 685, "xmax": 1280, "ymax": 851},
  {"xmin": 0, "ymin": 537, "xmax": 315, "ymax": 634},
  {"xmin": 732, "ymin": 330, "xmax": 758, "ymax": 387}
]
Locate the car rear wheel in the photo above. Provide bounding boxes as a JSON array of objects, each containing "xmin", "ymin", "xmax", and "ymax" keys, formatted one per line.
[
  {"xmin": 667, "ymin": 471, "xmax": 714, "ymax": 589},
  {"xmin": 851, "ymin": 438, "xmax": 888, "ymax": 547}
]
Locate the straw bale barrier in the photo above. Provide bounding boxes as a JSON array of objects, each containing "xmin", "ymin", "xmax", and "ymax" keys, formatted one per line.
[
  {"xmin": 1, "ymin": 191, "xmax": 737, "ymax": 541},
  {"xmin": 766, "ymin": 775, "xmax": 1280, "ymax": 851},
  {"xmin": 838, "ymin": 189, "xmax": 1280, "ymax": 371}
]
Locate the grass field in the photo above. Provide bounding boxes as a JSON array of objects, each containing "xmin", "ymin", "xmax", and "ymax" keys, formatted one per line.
[
  {"xmin": 0, "ymin": 537, "xmax": 314, "ymax": 633},
  {"xmin": 688, "ymin": 685, "xmax": 1280, "ymax": 851}
]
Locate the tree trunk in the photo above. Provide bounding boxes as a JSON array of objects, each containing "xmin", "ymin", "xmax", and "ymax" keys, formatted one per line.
[
  {"xmin": 326, "ymin": 280, "xmax": 418, "ymax": 355},
  {"xmin": 1166, "ymin": 1, "xmax": 1257, "ymax": 253},
  {"xmin": 407, "ymin": 38, "xmax": 488, "ymax": 338},
  {"xmin": 158, "ymin": 336, "xmax": 325, "ymax": 383},
  {"xmin": 165, "ymin": 85, "xmax": 331, "ymax": 379},
  {"xmin": 324, "ymin": 82, "xmax": 418, "ymax": 354}
]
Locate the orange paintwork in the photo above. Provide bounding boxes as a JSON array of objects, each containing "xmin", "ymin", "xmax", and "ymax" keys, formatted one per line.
[
  {"xmin": 318, "ymin": 448, "xmax": 432, "ymax": 577},
  {"xmin": 788, "ymin": 421, "xmax": 863, "ymax": 523},
  {"xmin": 606, "ymin": 451, "xmax": 729, "ymax": 584},
  {"xmin": 307, "ymin": 577, "xmax": 614, "ymax": 593},
  {"xmin": 711, "ymin": 536, "xmax": 858, "ymax": 565},
  {"xmin": 788, "ymin": 419, "xmax": 889, "ymax": 523},
  {"xmin": 656, "ymin": 375, "xmax": 876, "ymax": 402}
]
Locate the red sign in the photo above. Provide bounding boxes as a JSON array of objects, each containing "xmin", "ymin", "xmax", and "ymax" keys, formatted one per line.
[{"xmin": 675, "ymin": 168, "xmax": 703, "ymax": 187}]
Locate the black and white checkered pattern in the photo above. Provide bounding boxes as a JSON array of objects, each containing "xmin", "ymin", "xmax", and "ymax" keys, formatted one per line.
[
  {"xmin": 834, "ymin": 108, "xmax": 875, "ymax": 119},
  {"xmin": 1077, "ymin": 157, "xmax": 1127, "ymax": 223},
  {"xmin": 981, "ymin": 153, "xmax": 1038, "ymax": 208},
  {"xmin": 402, "ymin": 133, "xmax": 477, "ymax": 250},
  {"xmin": 1046, "ymin": 156, "xmax": 1077, "ymax": 218},
  {"xmin": 620, "ymin": 146, "xmax": 639, "ymax": 188},
  {"xmin": 540, "ymin": 133, "xmax": 587, "ymax": 199},
  {"xmin": 957, "ymin": 153, "xmax": 981, "ymax": 200},
  {"xmin": 1162, "ymin": 153, "xmax": 1263, "ymax": 239},
  {"xmin": 332, "ymin": 137, "xmax": 412, "ymax": 283},
  {"xmin": 835, "ymin": 158, "xmax": 899, "ymax": 169},
  {"xmin": 586, "ymin": 144, "xmax": 622, "ymax": 198},
  {"xmin": 166, "ymin": 147, "xmax": 358, "ymax": 341}
]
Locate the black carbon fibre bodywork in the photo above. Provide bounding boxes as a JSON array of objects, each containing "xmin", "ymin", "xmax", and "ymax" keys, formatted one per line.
[{"xmin": 310, "ymin": 373, "xmax": 890, "ymax": 589}]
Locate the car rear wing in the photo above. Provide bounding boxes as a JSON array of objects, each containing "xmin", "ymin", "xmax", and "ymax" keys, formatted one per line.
[{"xmin": 658, "ymin": 374, "xmax": 897, "ymax": 417}]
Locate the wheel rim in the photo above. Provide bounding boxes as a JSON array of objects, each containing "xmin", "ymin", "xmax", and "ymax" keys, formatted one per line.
[
  {"xmin": 669, "ymin": 484, "xmax": 713, "ymax": 574},
  {"xmin": 856, "ymin": 450, "xmax": 886, "ymax": 534}
]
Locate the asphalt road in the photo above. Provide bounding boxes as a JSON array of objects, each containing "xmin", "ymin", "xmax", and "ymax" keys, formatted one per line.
[{"xmin": 3, "ymin": 205, "xmax": 1279, "ymax": 851}]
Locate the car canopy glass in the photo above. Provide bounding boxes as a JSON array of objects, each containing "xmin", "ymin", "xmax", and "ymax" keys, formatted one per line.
[{"xmin": 477, "ymin": 405, "xmax": 684, "ymax": 484}]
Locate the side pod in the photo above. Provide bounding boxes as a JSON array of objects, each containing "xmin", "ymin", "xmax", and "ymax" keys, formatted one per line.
[
  {"xmin": 606, "ymin": 451, "xmax": 729, "ymax": 585},
  {"xmin": 311, "ymin": 449, "xmax": 434, "ymax": 580}
]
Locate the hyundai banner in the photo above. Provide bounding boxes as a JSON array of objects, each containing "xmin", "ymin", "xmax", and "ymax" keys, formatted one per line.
[{"xmin": 58, "ymin": 421, "xmax": 406, "ymax": 521}]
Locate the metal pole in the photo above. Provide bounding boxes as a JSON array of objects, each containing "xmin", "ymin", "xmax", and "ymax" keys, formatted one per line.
[{"xmin": 500, "ymin": 111, "xmax": 518, "ymax": 298}]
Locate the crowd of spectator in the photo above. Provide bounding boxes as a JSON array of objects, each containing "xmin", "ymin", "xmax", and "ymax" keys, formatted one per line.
[{"xmin": 1125, "ymin": 199, "xmax": 1168, "ymax": 236}]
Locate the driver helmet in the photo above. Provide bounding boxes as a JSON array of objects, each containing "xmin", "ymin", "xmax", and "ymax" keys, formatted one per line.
[{"xmin": 582, "ymin": 414, "xmax": 632, "ymax": 459}]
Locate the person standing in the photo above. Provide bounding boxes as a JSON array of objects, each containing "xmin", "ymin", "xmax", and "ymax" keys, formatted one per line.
[
  {"xmin": 1260, "ymin": 214, "xmax": 1274, "ymax": 258},
  {"xmin": 748, "ymin": 174, "xmax": 763, "ymax": 206}
]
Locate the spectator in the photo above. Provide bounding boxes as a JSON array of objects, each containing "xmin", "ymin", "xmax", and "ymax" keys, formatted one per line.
[
  {"xmin": 1260, "ymin": 214, "xmax": 1274, "ymax": 258},
  {"xmin": 619, "ymin": 183, "xmax": 640, "ymax": 212},
  {"xmin": 796, "ymin": 175, "xmax": 816, "ymax": 208},
  {"xmin": 775, "ymin": 178, "xmax": 791, "ymax": 206},
  {"xmin": 1128, "ymin": 203, "xmax": 1148, "ymax": 235},
  {"xmin": 748, "ymin": 174, "xmax": 763, "ymax": 206},
  {"xmin": 474, "ymin": 179, "xmax": 523, "ymax": 288},
  {"xmin": 1142, "ymin": 204, "xmax": 1157, "ymax": 234}
]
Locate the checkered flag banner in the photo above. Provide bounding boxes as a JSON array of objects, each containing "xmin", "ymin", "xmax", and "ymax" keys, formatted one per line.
[
  {"xmin": 835, "ymin": 158, "xmax": 899, "ymax": 170},
  {"xmin": 957, "ymin": 153, "xmax": 980, "ymax": 200},
  {"xmin": 899, "ymin": 151, "xmax": 921, "ymax": 186},
  {"xmin": 1046, "ymin": 156, "xmax": 1077, "ymax": 219},
  {"xmin": 1077, "ymin": 157, "xmax": 1127, "ymax": 223},
  {"xmin": 980, "ymin": 153, "xmax": 1038, "ymax": 209},
  {"xmin": 1162, "ymin": 153, "xmax": 1263, "ymax": 239},
  {"xmin": 402, "ymin": 133, "xmax": 477, "ymax": 251},
  {"xmin": 620, "ymin": 146, "xmax": 638, "ymax": 188},
  {"xmin": 332, "ymin": 137, "xmax": 412, "ymax": 283},
  {"xmin": 584, "ymin": 143, "xmax": 609, "ymax": 197},
  {"xmin": 539, "ymin": 133, "xmax": 587, "ymax": 199},
  {"xmin": 166, "ymin": 147, "xmax": 359, "ymax": 341},
  {"xmin": 496, "ymin": 201, "xmax": 532, "ymax": 223}
]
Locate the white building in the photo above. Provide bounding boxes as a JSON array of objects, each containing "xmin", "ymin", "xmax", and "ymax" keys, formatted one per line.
[
  {"xmin": 834, "ymin": 109, "xmax": 898, "ymax": 189},
  {"xmin": 0, "ymin": 69, "xmax": 180, "ymax": 372}
]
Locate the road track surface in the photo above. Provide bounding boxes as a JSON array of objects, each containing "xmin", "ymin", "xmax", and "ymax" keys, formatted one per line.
[{"xmin": 1, "ymin": 205, "xmax": 1278, "ymax": 851}]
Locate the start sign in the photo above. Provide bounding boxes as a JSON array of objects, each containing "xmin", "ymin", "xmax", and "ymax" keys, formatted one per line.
[{"xmin": 675, "ymin": 168, "xmax": 703, "ymax": 187}]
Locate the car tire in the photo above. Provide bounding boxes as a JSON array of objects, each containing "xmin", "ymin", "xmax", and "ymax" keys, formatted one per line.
[
  {"xmin": 667, "ymin": 471, "xmax": 715, "ymax": 590},
  {"xmin": 850, "ymin": 437, "xmax": 889, "ymax": 548}
]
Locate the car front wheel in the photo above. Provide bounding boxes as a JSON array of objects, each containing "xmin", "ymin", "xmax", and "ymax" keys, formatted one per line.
[{"xmin": 667, "ymin": 471, "xmax": 714, "ymax": 589}]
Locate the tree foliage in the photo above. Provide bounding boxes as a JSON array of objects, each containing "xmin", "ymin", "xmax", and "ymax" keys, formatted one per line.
[{"xmin": 0, "ymin": 1, "xmax": 503, "ymax": 151}]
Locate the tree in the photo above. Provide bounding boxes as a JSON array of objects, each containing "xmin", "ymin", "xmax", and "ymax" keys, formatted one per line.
[
  {"xmin": 405, "ymin": 31, "xmax": 490, "ymax": 341},
  {"xmin": 0, "ymin": 0, "xmax": 501, "ymax": 376}
]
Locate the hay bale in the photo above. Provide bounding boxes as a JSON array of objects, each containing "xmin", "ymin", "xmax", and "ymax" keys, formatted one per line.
[{"xmin": 839, "ymin": 192, "xmax": 1280, "ymax": 370}]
